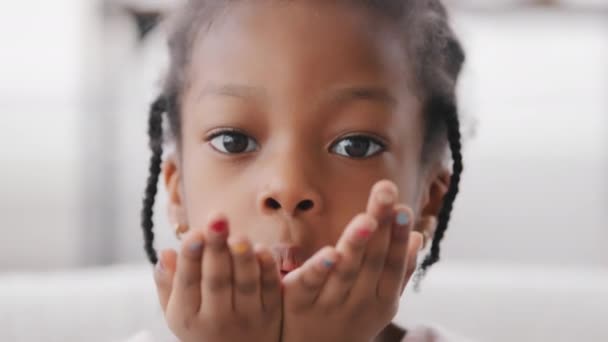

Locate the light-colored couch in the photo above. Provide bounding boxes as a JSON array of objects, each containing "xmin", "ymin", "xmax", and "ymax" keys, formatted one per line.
[{"xmin": 1, "ymin": 262, "xmax": 607, "ymax": 342}]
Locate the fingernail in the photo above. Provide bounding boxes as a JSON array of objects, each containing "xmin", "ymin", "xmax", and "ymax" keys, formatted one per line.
[
  {"xmin": 377, "ymin": 190, "xmax": 395, "ymax": 205},
  {"xmin": 211, "ymin": 219, "xmax": 228, "ymax": 234},
  {"xmin": 396, "ymin": 211, "xmax": 410, "ymax": 226},
  {"xmin": 232, "ymin": 242, "xmax": 249, "ymax": 255},
  {"xmin": 393, "ymin": 209, "xmax": 410, "ymax": 240},
  {"xmin": 189, "ymin": 241, "xmax": 203, "ymax": 254},
  {"xmin": 321, "ymin": 258, "xmax": 335, "ymax": 269},
  {"xmin": 356, "ymin": 228, "xmax": 373, "ymax": 240}
]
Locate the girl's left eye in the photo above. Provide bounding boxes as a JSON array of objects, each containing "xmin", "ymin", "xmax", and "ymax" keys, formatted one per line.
[
  {"xmin": 329, "ymin": 135, "xmax": 385, "ymax": 159},
  {"xmin": 208, "ymin": 131, "xmax": 258, "ymax": 154}
]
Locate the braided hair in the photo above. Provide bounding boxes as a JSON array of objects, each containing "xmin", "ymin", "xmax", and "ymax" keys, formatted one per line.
[{"xmin": 140, "ymin": 0, "xmax": 465, "ymax": 275}]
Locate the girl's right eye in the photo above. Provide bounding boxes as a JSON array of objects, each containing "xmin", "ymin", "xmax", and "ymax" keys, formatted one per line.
[{"xmin": 207, "ymin": 130, "xmax": 258, "ymax": 154}]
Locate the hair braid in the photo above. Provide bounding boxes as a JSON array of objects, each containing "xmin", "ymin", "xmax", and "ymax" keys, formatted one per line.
[
  {"xmin": 141, "ymin": 96, "xmax": 167, "ymax": 265},
  {"xmin": 420, "ymin": 96, "xmax": 463, "ymax": 273}
]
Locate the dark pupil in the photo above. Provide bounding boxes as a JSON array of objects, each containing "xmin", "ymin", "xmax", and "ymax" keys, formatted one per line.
[
  {"xmin": 223, "ymin": 133, "xmax": 248, "ymax": 153},
  {"xmin": 344, "ymin": 137, "xmax": 369, "ymax": 158}
]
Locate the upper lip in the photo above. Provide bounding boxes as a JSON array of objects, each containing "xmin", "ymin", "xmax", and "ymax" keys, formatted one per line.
[{"xmin": 272, "ymin": 244, "xmax": 304, "ymax": 272}]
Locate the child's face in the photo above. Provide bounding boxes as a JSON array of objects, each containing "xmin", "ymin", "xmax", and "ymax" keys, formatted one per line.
[{"xmin": 164, "ymin": 2, "xmax": 445, "ymax": 267}]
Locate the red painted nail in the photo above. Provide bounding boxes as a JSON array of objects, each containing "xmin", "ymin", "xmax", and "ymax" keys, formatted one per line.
[
  {"xmin": 357, "ymin": 228, "xmax": 372, "ymax": 240},
  {"xmin": 210, "ymin": 219, "xmax": 228, "ymax": 234}
]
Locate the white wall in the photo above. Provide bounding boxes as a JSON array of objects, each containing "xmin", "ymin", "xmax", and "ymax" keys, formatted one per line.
[
  {"xmin": 0, "ymin": 0, "xmax": 96, "ymax": 269},
  {"xmin": 443, "ymin": 9, "xmax": 608, "ymax": 267}
]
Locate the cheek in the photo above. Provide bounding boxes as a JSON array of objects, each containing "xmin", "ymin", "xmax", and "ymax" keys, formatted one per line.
[
  {"xmin": 316, "ymin": 158, "xmax": 420, "ymax": 243},
  {"xmin": 179, "ymin": 145, "xmax": 255, "ymax": 228}
]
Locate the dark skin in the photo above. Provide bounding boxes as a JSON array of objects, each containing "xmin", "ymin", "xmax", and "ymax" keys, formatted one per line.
[{"xmin": 153, "ymin": 2, "xmax": 450, "ymax": 342}]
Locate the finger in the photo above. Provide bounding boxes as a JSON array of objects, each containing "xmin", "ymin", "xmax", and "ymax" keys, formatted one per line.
[
  {"xmin": 200, "ymin": 215, "xmax": 233, "ymax": 318},
  {"xmin": 167, "ymin": 227, "xmax": 205, "ymax": 319},
  {"xmin": 401, "ymin": 231, "xmax": 423, "ymax": 296},
  {"xmin": 317, "ymin": 213, "xmax": 378, "ymax": 307},
  {"xmin": 350, "ymin": 180, "xmax": 397, "ymax": 298},
  {"xmin": 154, "ymin": 248, "xmax": 177, "ymax": 313},
  {"xmin": 255, "ymin": 245, "xmax": 282, "ymax": 313},
  {"xmin": 377, "ymin": 205, "xmax": 414, "ymax": 301},
  {"xmin": 282, "ymin": 246, "xmax": 339, "ymax": 311},
  {"xmin": 228, "ymin": 235, "xmax": 261, "ymax": 315}
]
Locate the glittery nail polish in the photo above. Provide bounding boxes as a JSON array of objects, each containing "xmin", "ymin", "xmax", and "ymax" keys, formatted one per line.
[
  {"xmin": 211, "ymin": 220, "xmax": 227, "ymax": 234},
  {"xmin": 321, "ymin": 258, "xmax": 335, "ymax": 269},
  {"xmin": 189, "ymin": 241, "xmax": 203, "ymax": 253},
  {"xmin": 232, "ymin": 242, "xmax": 249, "ymax": 255},
  {"xmin": 357, "ymin": 228, "xmax": 372, "ymax": 240},
  {"xmin": 396, "ymin": 211, "xmax": 410, "ymax": 226}
]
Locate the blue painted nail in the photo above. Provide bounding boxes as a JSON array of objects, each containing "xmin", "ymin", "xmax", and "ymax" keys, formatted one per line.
[
  {"xmin": 155, "ymin": 261, "xmax": 164, "ymax": 273},
  {"xmin": 189, "ymin": 241, "xmax": 203, "ymax": 253},
  {"xmin": 321, "ymin": 258, "xmax": 335, "ymax": 269},
  {"xmin": 396, "ymin": 211, "xmax": 410, "ymax": 226}
]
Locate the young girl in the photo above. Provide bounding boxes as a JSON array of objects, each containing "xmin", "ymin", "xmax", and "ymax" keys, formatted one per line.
[{"xmin": 137, "ymin": 0, "xmax": 466, "ymax": 341}]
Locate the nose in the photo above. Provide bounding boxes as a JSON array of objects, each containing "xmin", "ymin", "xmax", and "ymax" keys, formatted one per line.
[{"xmin": 257, "ymin": 155, "xmax": 323, "ymax": 217}]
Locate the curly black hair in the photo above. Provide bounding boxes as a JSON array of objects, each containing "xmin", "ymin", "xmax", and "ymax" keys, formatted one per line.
[{"xmin": 140, "ymin": 0, "xmax": 465, "ymax": 275}]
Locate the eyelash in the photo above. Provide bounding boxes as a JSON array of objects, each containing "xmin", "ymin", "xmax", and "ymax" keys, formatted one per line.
[
  {"xmin": 204, "ymin": 129, "xmax": 387, "ymax": 159},
  {"xmin": 205, "ymin": 128, "xmax": 259, "ymax": 155},
  {"xmin": 329, "ymin": 134, "xmax": 387, "ymax": 159}
]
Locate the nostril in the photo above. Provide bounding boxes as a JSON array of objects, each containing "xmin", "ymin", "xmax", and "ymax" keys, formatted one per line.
[
  {"xmin": 297, "ymin": 199, "xmax": 314, "ymax": 211},
  {"xmin": 265, "ymin": 198, "xmax": 281, "ymax": 210}
]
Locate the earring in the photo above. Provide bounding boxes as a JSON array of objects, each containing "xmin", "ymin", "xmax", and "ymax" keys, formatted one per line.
[
  {"xmin": 415, "ymin": 217, "xmax": 437, "ymax": 250},
  {"xmin": 174, "ymin": 224, "xmax": 188, "ymax": 240},
  {"xmin": 421, "ymin": 229, "xmax": 433, "ymax": 249}
]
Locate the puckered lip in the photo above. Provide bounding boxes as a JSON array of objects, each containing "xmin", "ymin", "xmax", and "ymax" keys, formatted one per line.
[{"xmin": 272, "ymin": 243, "xmax": 304, "ymax": 276}]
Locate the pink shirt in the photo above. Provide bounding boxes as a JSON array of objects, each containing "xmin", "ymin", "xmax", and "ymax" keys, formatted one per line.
[{"xmin": 125, "ymin": 324, "xmax": 473, "ymax": 342}]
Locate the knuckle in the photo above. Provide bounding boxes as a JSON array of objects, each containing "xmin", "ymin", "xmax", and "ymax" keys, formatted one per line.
[
  {"xmin": 177, "ymin": 268, "xmax": 199, "ymax": 289},
  {"xmin": 349, "ymin": 297, "xmax": 374, "ymax": 314},
  {"xmin": 205, "ymin": 272, "xmax": 231, "ymax": 292},
  {"xmin": 300, "ymin": 274, "xmax": 321, "ymax": 292},
  {"xmin": 384, "ymin": 254, "xmax": 405, "ymax": 273},
  {"xmin": 346, "ymin": 239, "xmax": 366, "ymax": 253},
  {"xmin": 337, "ymin": 266, "xmax": 359, "ymax": 283},
  {"xmin": 263, "ymin": 299, "xmax": 282, "ymax": 315},
  {"xmin": 235, "ymin": 279, "xmax": 259, "ymax": 295},
  {"xmin": 365, "ymin": 253, "xmax": 386, "ymax": 272},
  {"xmin": 236, "ymin": 251, "xmax": 256, "ymax": 264},
  {"xmin": 261, "ymin": 277, "xmax": 280, "ymax": 292}
]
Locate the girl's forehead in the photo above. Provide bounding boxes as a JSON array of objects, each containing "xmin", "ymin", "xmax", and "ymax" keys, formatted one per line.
[{"xmin": 184, "ymin": 1, "xmax": 417, "ymax": 106}]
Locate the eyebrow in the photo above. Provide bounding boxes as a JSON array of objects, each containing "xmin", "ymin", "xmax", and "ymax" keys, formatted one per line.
[
  {"xmin": 327, "ymin": 85, "xmax": 397, "ymax": 108},
  {"xmin": 199, "ymin": 83, "xmax": 267, "ymax": 101}
]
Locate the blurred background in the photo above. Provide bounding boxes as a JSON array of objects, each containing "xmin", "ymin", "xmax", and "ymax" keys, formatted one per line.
[{"xmin": 0, "ymin": 0, "xmax": 606, "ymax": 341}]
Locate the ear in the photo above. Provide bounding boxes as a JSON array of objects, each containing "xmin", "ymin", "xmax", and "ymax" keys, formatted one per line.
[
  {"xmin": 416, "ymin": 164, "xmax": 451, "ymax": 244},
  {"xmin": 163, "ymin": 153, "xmax": 186, "ymax": 226},
  {"xmin": 420, "ymin": 165, "xmax": 451, "ymax": 218}
]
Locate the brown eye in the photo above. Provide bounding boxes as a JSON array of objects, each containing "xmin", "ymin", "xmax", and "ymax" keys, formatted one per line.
[
  {"xmin": 209, "ymin": 131, "xmax": 258, "ymax": 154},
  {"xmin": 330, "ymin": 135, "xmax": 384, "ymax": 159}
]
